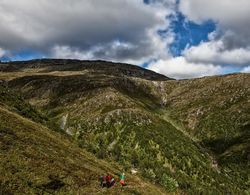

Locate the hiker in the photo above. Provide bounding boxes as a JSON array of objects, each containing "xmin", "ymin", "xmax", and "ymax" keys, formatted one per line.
[
  {"xmin": 110, "ymin": 177, "xmax": 116, "ymax": 187},
  {"xmin": 100, "ymin": 175, "xmax": 107, "ymax": 188},
  {"xmin": 119, "ymin": 173, "xmax": 125, "ymax": 186},
  {"xmin": 100, "ymin": 174, "xmax": 116, "ymax": 188},
  {"xmin": 106, "ymin": 174, "xmax": 112, "ymax": 188},
  {"xmin": 99, "ymin": 175, "xmax": 104, "ymax": 187},
  {"xmin": 99, "ymin": 176, "xmax": 103, "ymax": 187}
]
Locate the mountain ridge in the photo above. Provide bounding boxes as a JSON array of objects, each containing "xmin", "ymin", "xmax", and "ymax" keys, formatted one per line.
[{"xmin": 0, "ymin": 59, "xmax": 171, "ymax": 81}]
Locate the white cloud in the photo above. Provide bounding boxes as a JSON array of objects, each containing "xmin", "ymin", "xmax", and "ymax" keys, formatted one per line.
[
  {"xmin": 179, "ymin": 0, "xmax": 250, "ymax": 25},
  {"xmin": 51, "ymin": 42, "xmax": 144, "ymax": 65},
  {"xmin": 241, "ymin": 66, "xmax": 250, "ymax": 73},
  {"xmin": 0, "ymin": 48, "xmax": 6, "ymax": 58},
  {"xmin": 179, "ymin": 0, "xmax": 250, "ymax": 59},
  {"xmin": 178, "ymin": 0, "xmax": 250, "ymax": 73},
  {"xmin": 147, "ymin": 56, "xmax": 221, "ymax": 79},
  {"xmin": 51, "ymin": 24, "xmax": 174, "ymax": 65},
  {"xmin": 0, "ymin": 0, "xmax": 175, "ymax": 63},
  {"xmin": 183, "ymin": 40, "xmax": 250, "ymax": 66}
]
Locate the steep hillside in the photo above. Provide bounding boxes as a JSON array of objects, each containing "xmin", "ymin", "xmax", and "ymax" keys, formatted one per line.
[
  {"xmin": 161, "ymin": 74, "xmax": 250, "ymax": 189},
  {"xmin": 132, "ymin": 74, "xmax": 250, "ymax": 171},
  {"xmin": 0, "ymin": 84, "xmax": 166, "ymax": 194},
  {"xmin": 1, "ymin": 59, "xmax": 249, "ymax": 194}
]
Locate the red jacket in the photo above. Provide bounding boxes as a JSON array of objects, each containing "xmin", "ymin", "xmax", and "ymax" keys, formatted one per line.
[{"xmin": 106, "ymin": 175, "xmax": 111, "ymax": 183}]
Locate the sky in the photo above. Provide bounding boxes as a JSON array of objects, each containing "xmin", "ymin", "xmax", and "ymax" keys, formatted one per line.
[{"xmin": 0, "ymin": 0, "xmax": 250, "ymax": 79}]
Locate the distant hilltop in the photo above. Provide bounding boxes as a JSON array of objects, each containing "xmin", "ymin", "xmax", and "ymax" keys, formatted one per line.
[{"xmin": 0, "ymin": 59, "xmax": 171, "ymax": 81}]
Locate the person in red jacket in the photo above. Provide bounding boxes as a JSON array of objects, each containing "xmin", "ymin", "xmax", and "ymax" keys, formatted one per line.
[
  {"xmin": 100, "ymin": 174, "xmax": 116, "ymax": 188},
  {"xmin": 106, "ymin": 174, "xmax": 112, "ymax": 188}
]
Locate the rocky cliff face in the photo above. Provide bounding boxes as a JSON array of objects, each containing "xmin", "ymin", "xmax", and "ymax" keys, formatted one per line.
[{"xmin": 1, "ymin": 59, "xmax": 249, "ymax": 194}]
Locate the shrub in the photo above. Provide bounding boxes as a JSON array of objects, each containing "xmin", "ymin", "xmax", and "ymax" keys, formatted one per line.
[
  {"xmin": 143, "ymin": 169, "xmax": 156, "ymax": 181},
  {"xmin": 160, "ymin": 173, "xmax": 178, "ymax": 192}
]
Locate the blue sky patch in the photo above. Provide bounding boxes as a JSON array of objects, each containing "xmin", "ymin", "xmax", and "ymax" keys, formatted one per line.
[
  {"xmin": 0, "ymin": 50, "xmax": 45, "ymax": 62},
  {"xmin": 169, "ymin": 13, "xmax": 216, "ymax": 57}
]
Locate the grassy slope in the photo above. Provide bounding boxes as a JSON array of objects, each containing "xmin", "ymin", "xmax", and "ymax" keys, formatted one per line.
[
  {"xmin": 6, "ymin": 74, "xmax": 248, "ymax": 193},
  {"xmin": 130, "ymin": 73, "xmax": 250, "ymax": 191},
  {"xmin": 129, "ymin": 74, "xmax": 249, "ymax": 153},
  {"xmin": 1, "ymin": 60, "xmax": 249, "ymax": 193},
  {"xmin": 163, "ymin": 74, "xmax": 250, "ymax": 183},
  {"xmin": 0, "ymin": 85, "xmax": 166, "ymax": 195}
]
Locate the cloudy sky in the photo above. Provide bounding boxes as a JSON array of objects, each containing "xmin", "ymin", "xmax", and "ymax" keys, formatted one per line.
[{"xmin": 0, "ymin": 0, "xmax": 250, "ymax": 79}]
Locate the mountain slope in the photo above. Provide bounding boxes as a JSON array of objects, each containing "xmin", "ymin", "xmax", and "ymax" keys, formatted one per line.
[
  {"xmin": 1, "ymin": 59, "xmax": 249, "ymax": 193},
  {"xmin": 0, "ymin": 84, "xmax": 166, "ymax": 194}
]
